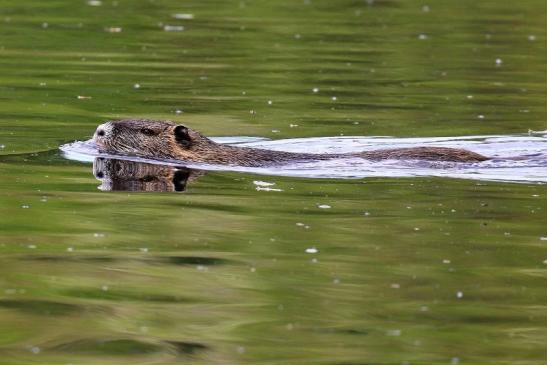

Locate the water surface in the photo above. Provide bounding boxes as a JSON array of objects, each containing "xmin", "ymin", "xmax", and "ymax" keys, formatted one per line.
[{"xmin": 1, "ymin": 0, "xmax": 547, "ymax": 364}]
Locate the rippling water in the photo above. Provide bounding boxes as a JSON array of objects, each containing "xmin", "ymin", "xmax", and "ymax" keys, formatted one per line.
[{"xmin": 1, "ymin": 0, "xmax": 547, "ymax": 364}]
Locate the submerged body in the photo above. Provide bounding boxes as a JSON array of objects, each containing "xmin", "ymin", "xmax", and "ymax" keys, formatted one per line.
[{"xmin": 93, "ymin": 119, "xmax": 489, "ymax": 167}]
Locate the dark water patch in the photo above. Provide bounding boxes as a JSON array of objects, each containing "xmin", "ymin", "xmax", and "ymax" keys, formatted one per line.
[
  {"xmin": 23, "ymin": 255, "xmax": 118, "ymax": 263},
  {"xmin": 22, "ymin": 255, "xmax": 231, "ymax": 267},
  {"xmin": 0, "ymin": 299, "xmax": 82, "ymax": 316},
  {"xmin": 51, "ymin": 339, "xmax": 162, "ymax": 356},
  {"xmin": 165, "ymin": 341, "xmax": 209, "ymax": 355},
  {"xmin": 63, "ymin": 288, "xmax": 190, "ymax": 303},
  {"xmin": 160, "ymin": 256, "xmax": 229, "ymax": 266},
  {"xmin": 50, "ymin": 338, "xmax": 209, "ymax": 357}
]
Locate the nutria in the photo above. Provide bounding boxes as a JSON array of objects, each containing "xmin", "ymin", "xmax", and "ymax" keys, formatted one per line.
[{"xmin": 93, "ymin": 119, "xmax": 489, "ymax": 166}]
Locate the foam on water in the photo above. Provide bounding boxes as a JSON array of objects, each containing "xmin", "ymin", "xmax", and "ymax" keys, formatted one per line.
[{"xmin": 60, "ymin": 132, "xmax": 547, "ymax": 183}]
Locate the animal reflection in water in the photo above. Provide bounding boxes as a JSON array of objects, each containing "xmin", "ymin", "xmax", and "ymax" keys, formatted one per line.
[{"xmin": 93, "ymin": 158, "xmax": 204, "ymax": 192}]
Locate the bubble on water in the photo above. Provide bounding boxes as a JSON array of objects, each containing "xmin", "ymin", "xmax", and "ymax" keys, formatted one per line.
[
  {"xmin": 456, "ymin": 291, "xmax": 463, "ymax": 298},
  {"xmin": 87, "ymin": 0, "xmax": 102, "ymax": 5},
  {"xmin": 420, "ymin": 305, "xmax": 429, "ymax": 312},
  {"xmin": 254, "ymin": 180, "xmax": 275, "ymax": 187},
  {"xmin": 271, "ymin": 129, "xmax": 280, "ymax": 133},
  {"xmin": 286, "ymin": 323, "xmax": 294, "ymax": 330},
  {"xmin": 93, "ymin": 233, "xmax": 105, "ymax": 238},
  {"xmin": 139, "ymin": 247, "xmax": 149, "ymax": 253},
  {"xmin": 30, "ymin": 346, "xmax": 40, "ymax": 354},
  {"xmin": 477, "ymin": 114, "xmax": 485, "ymax": 119},
  {"xmin": 133, "ymin": 83, "xmax": 141, "ymax": 89},
  {"xmin": 466, "ymin": 95, "xmax": 473, "ymax": 99},
  {"xmin": 164, "ymin": 25, "xmax": 185, "ymax": 32},
  {"xmin": 289, "ymin": 124, "xmax": 299, "ymax": 128},
  {"xmin": 175, "ymin": 109, "xmax": 183, "ymax": 114},
  {"xmin": 386, "ymin": 329, "xmax": 401, "ymax": 336},
  {"xmin": 364, "ymin": 211, "xmax": 370, "ymax": 216},
  {"xmin": 540, "ymin": 237, "xmax": 547, "ymax": 241},
  {"xmin": 414, "ymin": 227, "xmax": 420, "ymax": 231},
  {"xmin": 331, "ymin": 96, "xmax": 337, "ymax": 101},
  {"xmin": 422, "ymin": 5, "xmax": 430, "ymax": 12},
  {"xmin": 312, "ymin": 87, "xmax": 319, "ymax": 93},
  {"xmin": 543, "ymin": 259, "xmax": 547, "ymax": 264},
  {"xmin": 21, "ymin": 204, "xmax": 30, "ymax": 209},
  {"xmin": 236, "ymin": 346, "xmax": 246, "ymax": 354},
  {"xmin": 451, "ymin": 357, "xmax": 460, "ymax": 365},
  {"xmin": 42, "ymin": 22, "xmax": 48, "ymax": 29},
  {"xmin": 67, "ymin": 247, "xmax": 74, "ymax": 252},
  {"xmin": 250, "ymin": 267, "xmax": 256, "ymax": 272},
  {"xmin": 0, "ymin": 144, "xmax": 4, "ymax": 149},
  {"xmin": 172, "ymin": 13, "xmax": 194, "ymax": 19},
  {"xmin": 267, "ymin": 100, "xmax": 272, "ymax": 105},
  {"xmin": 294, "ymin": 33, "xmax": 301, "ymax": 39},
  {"xmin": 418, "ymin": 34, "xmax": 428, "ymax": 40},
  {"xmin": 77, "ymin": 95, "xmax": 92, "ymax": 99},
  {"xmin": 391, "ymin": 283, "xmax": 400, "ymax": 289},
  {"xmin": 27, "ymin": 245, "xmax": 37, "ymax": 249},
  {"xmin": 442, "ymin": 259, "xmax": 451, "ymax": 264},
  {"xmin": 101, "ymin": 285, "xmax": 109, "ymax": 291},
  {"xmin": 318, "ymin": 204, "xmax": 331, "ymax": 209},
  {"xmin": 495, "ymin": 58, "xmax": 503, "ymax": 65},
  {"xmin": 296, "ymin": 222, "xmax": 305, "ymax": 226},
  {"xmin": 333, "ymin": 278, "xmax": 340, "ymax": 284},
  {"xmin": 528, "ymin": 35, "xmax": 536, "ymax": 41},
  {"xmin": 305, "ymin": 247, "xmax": 318, "ymax": 254},
  {"xmin": 105, "ymin": 27, "xmax": 122, "ymax": 33}
]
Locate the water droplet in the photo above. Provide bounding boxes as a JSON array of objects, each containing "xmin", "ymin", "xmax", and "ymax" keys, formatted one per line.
[
  {"xmin": 105, "ymin": 27, "xmax": 122, "ymax": 33},
  {"xmin": 456, "ymin": 291, "xmax": 463, "ymax": 298},
  {"xmin": 386, "ymin": 329, "xmax": 401, "ymax": 336},
  {"xmin": 267, "ymin": 100, "xmax": 272, "ymax": 105},
  {"xmin": 312, "ymin": 87, "xmax": 319, "ymax": 93},
  {"xmin": 164, "ymin": 25, "xmax": 184, "ymax": 32},
  {"xmin": 495, "ymin": 58, "xmax": 503, "ymax": 65},
  {"xmin": 172, "ymin": 13, "xmax": 194, "ymax": 20},
  {"xmin": 133, "ymin": 83, "xmax": 141, "ymax": 89},
  {"xmin": 331, "ymin": 96, "xmax": 337, "ymax": 101}
]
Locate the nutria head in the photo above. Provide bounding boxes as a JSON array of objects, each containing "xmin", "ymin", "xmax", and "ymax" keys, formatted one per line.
[{"xmin": 93, "ymin": 119, "xmax": 217, "ymax": 162}]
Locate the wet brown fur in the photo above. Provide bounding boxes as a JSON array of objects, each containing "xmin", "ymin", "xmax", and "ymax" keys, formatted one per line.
[{"xmin": 94, "ymin": 119, "xmax": 489, "ymax": 167}]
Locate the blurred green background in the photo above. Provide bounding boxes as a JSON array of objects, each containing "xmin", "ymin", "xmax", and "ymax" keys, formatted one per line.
[{"xmin": 1, "ymin": 0, "xmax": 546, "ymax": 364}]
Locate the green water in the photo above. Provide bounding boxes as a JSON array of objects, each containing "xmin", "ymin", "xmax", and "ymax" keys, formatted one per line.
[{"xmin": 1, "ymin": 0, "xmax": 546, "ymax": 364}]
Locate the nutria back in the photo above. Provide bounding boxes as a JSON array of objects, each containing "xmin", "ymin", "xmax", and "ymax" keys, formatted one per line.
[{"xmin": 93, "ymin": 119, "xmax": 489, "ymax": 166}]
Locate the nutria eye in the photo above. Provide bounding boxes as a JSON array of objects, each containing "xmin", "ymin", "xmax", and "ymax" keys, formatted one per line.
[
  {"xmin": 141, "ymin": 128, "xmax": 155, "ymax": 136},
  {"xmin": 97, "ymin": 129, "xmax": 105, "ymax": 137}
]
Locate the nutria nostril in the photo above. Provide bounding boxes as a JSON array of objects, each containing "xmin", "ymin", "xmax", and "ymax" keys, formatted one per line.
[{"xmin": 97, "ymin": 129, "xmax": 105, "ymax": 137}]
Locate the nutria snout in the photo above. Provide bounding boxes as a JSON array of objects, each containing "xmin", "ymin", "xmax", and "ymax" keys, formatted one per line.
[{"xmin": 93, "ymin": 119, "xmax": 489, "ymax": 166}]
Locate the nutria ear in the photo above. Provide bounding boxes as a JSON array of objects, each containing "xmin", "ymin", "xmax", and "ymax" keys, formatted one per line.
[{"xmin": 174, "ymin": 125, "xmax": 191, "ymax": 147}]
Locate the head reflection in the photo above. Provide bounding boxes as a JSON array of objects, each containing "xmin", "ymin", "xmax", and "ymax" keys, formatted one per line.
[{"xmin": 93, "ymin": 157, "xmax": 203, "ymax": 192}]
